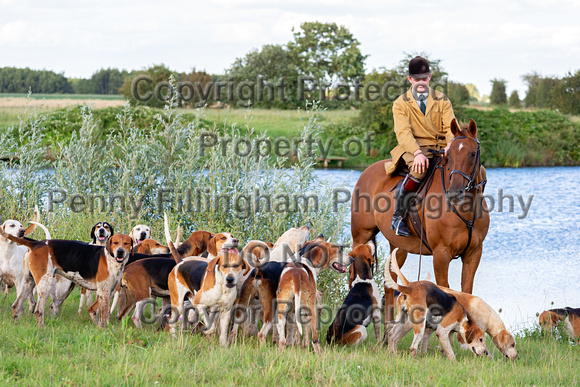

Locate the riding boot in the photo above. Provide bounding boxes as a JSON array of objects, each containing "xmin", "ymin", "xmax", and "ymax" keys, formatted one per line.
[{"xmin": 391, "ymin": 174, "xmax": 421, "ymax": 237}]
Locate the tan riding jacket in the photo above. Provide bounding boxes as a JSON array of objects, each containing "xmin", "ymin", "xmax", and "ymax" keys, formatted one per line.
[{"xmin": 385, "ymin": 87, "xmax": 455, "ymax": 174}]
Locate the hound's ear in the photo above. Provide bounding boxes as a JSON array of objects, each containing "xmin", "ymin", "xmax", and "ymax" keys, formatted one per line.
[
  {"xmin": 105, "ymin": 237, "xmax": 113, "ymax": 255},
  {"xmin": 206, "ymin": 256, "xmax": 221, "ymax": 272},
  {"xmin": 108, "ymin": 223, "xmax": 115, "ymax": 236},
  {"xmin": 348, "ymin": 259, "xmax": 355, "ymax": 284},
  {"xmin": 468, "ymin": 118, "xmax": 477, "ymax": 137},
  {"xmin": 128, "ymin": 228, "xmax": 134, "ymax": 241},
  {"xmin": 207, "ymin": 236, "xmax": 218, "ymax": 257},
  {"xmin": 450, "ymin": 118, "xmax": 460, "ymax": 136},
  {"xmin": 90, "ymin": 224, "xmax": 97, "ymax": 242}
]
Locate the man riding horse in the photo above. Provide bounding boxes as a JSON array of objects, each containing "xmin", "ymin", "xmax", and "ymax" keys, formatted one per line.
[{"xmin": 388, "ymin": 56, "xmax": 486, "ymax": 236}]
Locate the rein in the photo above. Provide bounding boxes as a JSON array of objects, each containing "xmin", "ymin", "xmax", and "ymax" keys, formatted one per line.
[{"xmin": 428, "ymin": 135, "xmax": 487, "ymax": 259}]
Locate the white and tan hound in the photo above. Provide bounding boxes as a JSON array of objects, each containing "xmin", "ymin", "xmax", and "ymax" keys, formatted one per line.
[
  {"xmin": 275, "ymin": 236, "xmax": 353, "ymax": 354},
  {"xmin": 0, "ymin": 207, "xmax": 40, "ymax": 313},
  {"xmin": 129, "ymin": 224, "xmax": 151, "ymax": 246},
  {"xmin": 0, "ymin": 227, "xmax": 133, "ymax": 327},
  {"xmin": 385, "ymin": 248, "xmax": 489, "ymax": 361}
]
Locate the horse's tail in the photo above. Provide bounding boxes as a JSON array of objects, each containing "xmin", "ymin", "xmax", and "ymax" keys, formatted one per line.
[{"xmin": 384, "ymin": 248, "xmax": 410, "ymax": 294}]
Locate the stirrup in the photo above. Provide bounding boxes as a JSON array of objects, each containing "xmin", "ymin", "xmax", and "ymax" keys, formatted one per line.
[{"xmin": 391, "ymin": 216, "xmax": 411, "ymax": 237}]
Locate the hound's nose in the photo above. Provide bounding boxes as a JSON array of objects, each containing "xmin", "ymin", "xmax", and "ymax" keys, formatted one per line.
[
  {"xmin": 116, "ymin": 248, "xmax": 126, "ymax": 258},
  {"xmin": 232, "ymin": 239, "xmax": 239, "ymax": 244},
  {"xmin": 225, "ymin": 276, "xmax": 236, "ymax": 288},
  {"xmin": 18, "ymin": 229, "xmax": 25, "ymax": 238},
  {"xmin": 140, "ymin": 232, "xmax": 146, "ymax": 239}
]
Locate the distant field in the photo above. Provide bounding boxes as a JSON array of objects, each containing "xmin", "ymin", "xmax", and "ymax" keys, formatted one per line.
[
  {"xmin": 0, "ymin": 93, "xmax": 123, "ymax": 100},
  {"xmin": 191, "ymin": 107, "xmax": 357, "ymax": 138}
]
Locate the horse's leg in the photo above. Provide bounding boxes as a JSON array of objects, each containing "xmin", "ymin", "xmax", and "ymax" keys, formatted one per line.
[
  {"xmin": 460, "ymin": 244, "xmax": 483, "ymax": 294},
  {"xmin": 351, "ymin": 219, "xmax": 378, "ymax": 249},
  {"xmin": 433, "ymin": 249, "xmax": 452, "ymax": 288},
  {"xmin": 383, "ymin": 245, "xmax": 407, "ymax": 344}
]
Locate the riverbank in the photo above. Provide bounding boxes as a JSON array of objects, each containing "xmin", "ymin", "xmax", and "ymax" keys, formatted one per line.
[{"xmin": 0, "ymin": 98, "xmax": 578, "ymax": 168}]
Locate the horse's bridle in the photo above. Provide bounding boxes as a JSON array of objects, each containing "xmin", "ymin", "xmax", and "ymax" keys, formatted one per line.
[
  {"xmin": 429, "ymin": 135, "xmax": 487, "ymax": 258},
  {"xmin": 447, "ymin": 135, "xmax": 486, "ymax": 193}
]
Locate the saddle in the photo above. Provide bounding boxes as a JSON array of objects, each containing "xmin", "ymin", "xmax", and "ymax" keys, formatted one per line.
[{"xmin": 391, "ymin": 152, "xmax": 444, "ymax": 254}]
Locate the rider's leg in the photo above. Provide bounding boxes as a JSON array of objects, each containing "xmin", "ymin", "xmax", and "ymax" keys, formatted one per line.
[{"xmin": 390, "ymin": 153, "xmax": 425, "ymax": 237}]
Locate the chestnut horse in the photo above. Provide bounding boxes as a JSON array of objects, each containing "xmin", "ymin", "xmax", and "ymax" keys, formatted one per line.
[{"xmin": 350, "ymin": 118, "xmax": 489, "ymax": 336}]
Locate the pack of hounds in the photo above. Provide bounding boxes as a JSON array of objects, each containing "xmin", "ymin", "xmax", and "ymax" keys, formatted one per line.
[{"xmin": 1, "ymin": 209, "xmax": 577, "ymax": 361}]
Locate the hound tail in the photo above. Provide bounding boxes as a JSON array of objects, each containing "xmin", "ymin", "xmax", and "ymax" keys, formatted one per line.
[
  {"xmin": 164, "ymin": 213, "xmax": 182, "ymax": 263},
  {"xmin": 23, "ymin": 205, "xmax": 40, "ymax": 236},
  {"xmin": 384, "ymin": 248, "xmax": 410, "ymax": 294},
  {"xmin": 29, "ymin": 221, "xmax": 51, "ymax": 240},
  {"xmin": 0, "ymin": 227, "xmax": 42, "ymax": 250},
  {"xmin": 175, "ymin": 225, "xmax": 183, "ymax": 246},
  {"xmin": 242, "ymin": 240, "xmax": 271, "ymax": 275},
  {"xmin": 388, "ymin": 248, "xmax": 410, "ymax": 286}
]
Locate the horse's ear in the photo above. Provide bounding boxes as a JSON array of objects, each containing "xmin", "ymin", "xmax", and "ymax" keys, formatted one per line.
[
  {"xmin": 450, "ymin": 118, "xmax": 460, "ymax": 136},
  {"xmin": 468, "ymin": 118, "xmax": 477, "ymax": 137}
]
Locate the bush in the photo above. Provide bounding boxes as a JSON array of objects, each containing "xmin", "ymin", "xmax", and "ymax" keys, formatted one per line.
[{"xmin": 0, "ymin": 90, "xmax": 351, "ymax": 307}]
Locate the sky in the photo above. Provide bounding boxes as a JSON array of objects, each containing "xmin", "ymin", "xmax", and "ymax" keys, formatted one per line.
[{"xmin": 1, "ymin": 0, "xmax": 579, "ymax": 97}]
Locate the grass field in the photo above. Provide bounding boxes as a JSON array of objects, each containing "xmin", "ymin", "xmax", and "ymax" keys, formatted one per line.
[
  {"xmin": 192, "ymin": 108, "xmax": 357, "ymax": 139},
  {"xmin": 1, "ymin": 289, "xmax": 579, "ymax": 385},
  {"xmin": 0, "ymin": 93, "xmax": 124, "ymax": 100}
]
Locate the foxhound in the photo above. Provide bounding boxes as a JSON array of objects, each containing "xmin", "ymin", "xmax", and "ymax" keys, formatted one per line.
[
  {"xmin": 228, "ymin": 226, "xmax": 310, "ymax": 344},
  {"xmin": 129, "ymin": 224, "xmax": 151, "ymax": 246},
  {"xmin": 385, "ymin": 248, "xmax": 489, "ymax": 361},
  {"xmin": 440, "ymin": 286, "xmax": 518, "ymax": 359},
  {"xmin": 132, "ymin": 239, "xmax": 170, "ymax": 255},
  {"xmin": 327, "ymin": 241, "xmax": 381, "ymax": 345},
  {"xmin": 0, "ymin": 207, "xmax": 40, "ymax": 313},
  {"xmin": 112, "ymin": 218, "xmax": 228, "ymax": 328},
  {"xmin": 539, "ymin": 307, "xmax": 580, "ymax": 342},
  {"xmin": 74, "ymin": 221, "xmax": 116, "ymax": 314},
  {"xmin": 275, "ymin": 236, "xmax": 353, "ymax": 354},
  {"xmin": 0, "ymin": 227, "xmax": 134, "ymax": 327},
  {"xmin": 167, "ymin": 250, "xmax": 249, "ymax": 346}
]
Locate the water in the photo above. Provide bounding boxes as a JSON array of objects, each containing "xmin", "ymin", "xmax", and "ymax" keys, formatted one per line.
[{"xmin": 314, "ymin": 166, "xmax": 580, "ymax": 331}]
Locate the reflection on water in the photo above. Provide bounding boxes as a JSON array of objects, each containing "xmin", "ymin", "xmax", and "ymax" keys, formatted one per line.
[{"xmin": 314, "ymin": 166, "xmax": 580, "ymax": 331}]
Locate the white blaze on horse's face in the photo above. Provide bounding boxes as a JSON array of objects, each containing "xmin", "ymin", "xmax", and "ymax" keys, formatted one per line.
[{"xmin": 458, "ymin": 143, "xmax": 464, "ymax": 151}]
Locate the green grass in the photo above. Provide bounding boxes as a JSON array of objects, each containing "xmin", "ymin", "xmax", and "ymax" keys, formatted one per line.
[
  {"xmin": 1, "ymin": 291, "xmax": 579, "ymax": 385},
  {"xmin": 192, "ymin": 108, "xmax": 357, "ymax": 138}
]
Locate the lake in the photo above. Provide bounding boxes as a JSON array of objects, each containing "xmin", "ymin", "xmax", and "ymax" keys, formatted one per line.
[{"xmin": 314, "ymin": 166, "xmax": 580, "ymax": 332}]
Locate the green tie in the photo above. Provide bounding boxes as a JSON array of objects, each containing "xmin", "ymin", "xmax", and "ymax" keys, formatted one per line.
[{"xmin": 419, "ymin": 97, "xmax": 426, "ymax": 115}]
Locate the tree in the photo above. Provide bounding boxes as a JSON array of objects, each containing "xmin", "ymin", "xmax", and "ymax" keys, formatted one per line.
[
  {"xmin": 490, "ymin": 79, "xmax": 507, "ymax": 106},
  {"xmin": 465, "ymin": 83, "xmax": 481, "ymax": 102},
  {"xmin": 227, "ymin": 44, "xmax": 300, "ymax": 108},
  {"xmin": 508, "ymin": 90, "xmax": 521, "ymax": 108},
  {"xmin": 448, "ymin": 81, "xmax": 470, "ymax": 106},
  {"xmin": 552, "ymin": 70, "xmax": 580, "ymax": 114},
  {"xmin": 287, "ymin": 21, "xmax": 367, "ymax": 90},
  {"xmin": 120, "ymin": 64, "xmax": 178, "ymax": 108},
  {"xmin": 179, "ymin": 68, "xmax": 214, "ymax": 107},
  {"xmin": 522, "ymin": 72, "xmax": 561, "ymax": 108},
  {"xmin": 92, "ymin": 68, "xmax": 129, "ymax": 94}
]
